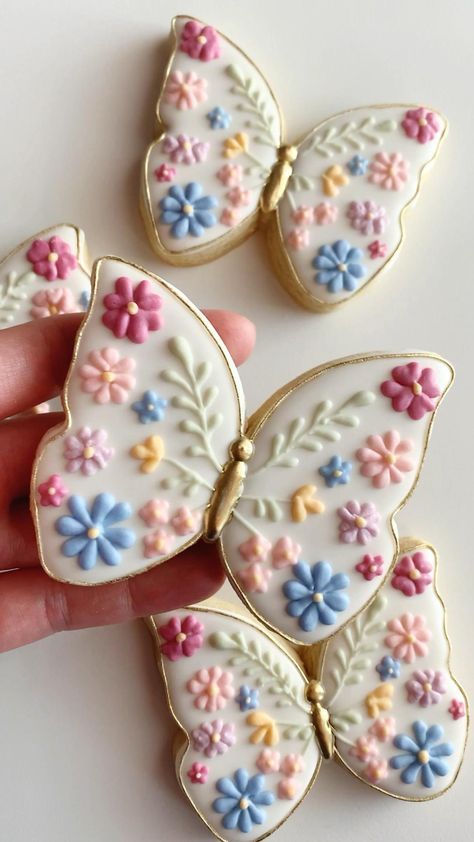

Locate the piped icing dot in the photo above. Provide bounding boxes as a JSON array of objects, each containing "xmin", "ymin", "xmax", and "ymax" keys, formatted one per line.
[
  {"xmin": 423, "ymin": 682, "xmax": 432, "ymax": 692},
  {"xmin": 333, "ymin": 469, "xmax": 343, "ymax": 477},
  {"xmin": 49, "ymin": 305, "xmax": 59, "ymax": 315},
  {"xmin": 384, "ymin": 452, "xmax": 396, "ymax": 464},
  {"xmin": 312, "ymin": 592, "xmax": 323, "ymax": 603},
  {"xmin": 127, "ymin": 301, "xmax": 139, "ymax": 315},
  {"xmin": 239, "ymin": 798, "xmax": 249, "ymax": 810},
  {"xmin": 417, "ymin": 749, "xmax": 430, "ymax": 764},
  {"xmin": 418, "ymin": 117, "xmax": 428, "ymax": 127},
  {"xmin": 82, "ymin": 446, "xmax": 95, "ymax": 459},
  {"xmin": 175, "ymin": 632, "xmax": 187, "ymax": 643},
  {"xmin": 211, "ymin": 732, "xmax": 220, "ymax": 743},
  {"xmin": 48, "ymin": 487, "xmax": 56, "ymax": 496},
  {"xmin": 409, "ymin": 569, "xmax": 421, "ymax": 580},
  {"xmin": 197, "ymin": 34, "xmax": 207, "ymax": 44},
  {"xmin": 87, "ymin": 527, "xmax": 100, "ymax": 539},
  {"xmin": 412, "ymin": 381, "xmax": 423, "ymax": 395},
  {"xmin": 48, "ymin": 252, "xmax": 59, "ymax": 263},
  {"xmin": 355, "ymin": 516, "xmax": 366, "ymax": 528},
  {"xmin": 182, "ymin": 203, "xmax": 194, "ymax": 215},
  {"xmin": 338, "ymin": 262, "xmax": 347, "ymax": 272},
  {"xmin": 101, "ymin": 371, "xmax": 116, "ymax": 382},
  {"xmin": 208, "ymin": 683, "xmax": 219, "ymax": 697}
]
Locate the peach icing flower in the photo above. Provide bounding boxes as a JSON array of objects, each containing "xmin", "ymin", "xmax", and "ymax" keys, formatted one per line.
[
  {"xmin": 187, "ymin": 666, "xmax": 235, "ymax": 712},
  {"xmin": 238, "ymin": 563, "xmax": 272, "ymax": 593},
  {"xmin": 216, "ymin": 163, "xmax": 243, "ymax": 186},
  {"xmin": 223, "ymin": 132, "xmax": 249, "ymax": 158},
  {"xmin": 292, "ymin": 205, "xmax": 314, "ymax": 225},
  {"xmin": 138, "ymin": 499, "xmax": 170, "ymax": 527},
  {"xmin": 349, "ymin": 735, "xmax": 379, "ymax": 762},
  {"xmin": 79, "ymin": 347, "xmax": 136, "ymax": 404},
  {"xmin": 369, "ymin": 717, "xmax": 396, "ymax": 742},
  {"xmin": 256, "ymin": 749, "xmax": 281, "ymax": 774},
  {"xmin": 164, "ymin": 70, "xmax": 208, "ymax": 110},
  {"xmin": 281, "ymin": 754, "xmax": 305, "ymax": 776},
  {"xmin": 220, "ymin": 207, "xmax": 240, "ymax": 227},
  {"xmin": 385, "ymin": 613, "xmax": 431, "ymax": 663},
  {"xmin": 369, "ymin": 151, "xmax": 409, "ymax": 190},
  {"xmin": 365, "ymin": 757, "xmax": 389, "ymax": 783},
  {"xmin": 30, "ymin": 287, "xmax": 76, "ymax": 318},
  {"xmin": 171, "ymin": 506, "xmax": 201, "ymax": 535},
  {"xmin": 246, "ymin": 711, "xmax": 279, "ymax": 746},
  {"xmin": 238, "ymin": 534, "xmax": 271, "ymax": 564},
  {"xmin": 130, "ymin": 435, "xmax": 165, "ymax": 473},
  {"xmin": 356, "ymin": 430, "xmax": 415, "ymax": 488},
  {"xmin": 271, "ymin": 537, "xmax": 301, "ymax": 569},
  {"xmin": 365, "ymin": 684, "xmax": 394, "ymax": 718},
  {"xmin": 314, "ymin": 202, "xmax": 338, "ymax": 225},
  {"xmin": 278, "ymin": 778, "xmax": 298, "ymax": 800},
  {"xmin": 143, "ymin": 529, "xmax": 173, "ymax": 557},
  {"xmin": 226, "ymin": 185, "xmax": 251, "ymax": 207},
  {"xmin": 287, "ymin": 228, "xmax": 309, "ymax": 250}
]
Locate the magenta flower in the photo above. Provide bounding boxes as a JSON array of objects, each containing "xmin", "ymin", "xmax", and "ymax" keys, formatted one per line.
[
  {"xmin": 179, "ymin": 20, "xmax": 221, "ymax": 62},
  {"xmin": 187, "ymin": 762, "xmax": 209, "ymax": 784},
  {"xmin": 37, "ymin": 474, "xmax": 68, "ymax": 507},
  {"xmin": 26, "ymin": 236, "xmax": 77, "ymax": 281},
  {"xmin": 187, "ymin": 666, "xmax": 235, "ymax": 712},
  {"xmin": 191, "ymin": 720, "xmax": 236, "ymax": 758},
  {"xmin": 368, "ymin": 240, "xmax": 388, "ymax": 259},
  {"xmin": 338, "ymin": 500, "xmax": 380, "ymax": 545},
  {"xmin": 158, "ymin": 614, "xmax": 204, "ymax": 661},
  {"xmin": 380, "ymin": 362, "xmax": 441, "ymax": 420},
  {"xmin": 30, "ymin": 287, "xmax": 76, "ymax": 318},
  {"xmin": 347, "ymin": 200, "xmax": 387, "ymax": 236},
  {"xmin": 162, "ymin": 133, "xmax": 210, "ymax": 164},
  {"xmin": 63, "ymin": 427, "xmax": 114, "ymax": 476},
  {"xmin": 391, "ymin": 551, "xmax": 433, "ymax": 596},
  {"xmin": 356, "ymin": 430, "xmax": 415, "ymax": 489},
  {"xmin": 406, "ymin": 669, "xmax": 447, "ymax": 706},
  {"xmin": 102, "ymin": 277, "xmax": 163, "ymax": 344},
  {"xmin": 449, "ymin": 699, "xmax": 466, "ymax": 720},
  {"xmin": 402, "ymin": 108, "xmax": 441, "ymax": 144},
  {"xmin": 355, "ymin": 554, "xmax": 384, "ymax": 581},
  {"xmin": 79, "ymin": 348, "xmax": 136, "ymax": 404},
  {"xmin": 154, "ymin": 163, "xmax": 176, "ymax": 182}
]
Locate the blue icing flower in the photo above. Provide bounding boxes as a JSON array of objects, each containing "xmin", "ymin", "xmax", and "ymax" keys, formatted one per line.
[
  {"xmin": 159, "ymin": 182, "xmax": 218, "ymax": 238},
  {"xmin": 283, "ymin": 561, "xmax": 350, "ymax": 632},
  {"xmin": 213, "ymin": 769, "xmax": 274, "ymax": 833},
  {"xmin": 347, "ymin": 154, "xmax": 369, "ymax": 175},
  {"xmin": 319, "ymin": 455, "xmax": 352, "ymax": 488},
  {"xmin": 376, "ymin": 655, "xmax": 401, "ymax": 681},
  {"xmin": 236, "ymin": 685, "xmax": 259, "ymax": 712},
  {"xmin": 207, "ymin": 106, "xmax": 231, "ymax": 129},
  {"xmin": 132, "ymin": 390, "xmax": 167, "ymax": 424},
  {"xmin": 390, "ymin": 721, "xmax": 454, "ymax": 788},
  {"xmin": 79, "ymin": 290, "xmax": 90, "ymax": 310},
  {"xmin": 312, "ymin": 240, "xmax": 366, "ymax": 294},
  {"xmin": 56, "ymin": 493, "xmax": 135, "ymax": 570}
]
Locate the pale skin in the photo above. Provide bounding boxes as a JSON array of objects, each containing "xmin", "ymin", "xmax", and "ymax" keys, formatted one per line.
[{"xmin": 0, "ymin": 310, "xmax": 256, "ymax": 652}]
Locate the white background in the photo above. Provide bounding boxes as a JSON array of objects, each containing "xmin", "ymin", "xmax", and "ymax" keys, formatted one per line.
[{"xmin": 0, "ymin": 1, "xmax": 472, "ymax": 840}]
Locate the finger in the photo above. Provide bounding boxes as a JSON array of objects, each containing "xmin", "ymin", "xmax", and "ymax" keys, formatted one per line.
[
  {"xmin": 0, "ymin": 412, "xmax": 63, "ymax": 505},
  {"xmin": 0, "ymin": 541, "xmax": 225, "ymax": 652},
  {"xmin": 205, "ymin": 309, "xmax": 256, "ymax": 366}
]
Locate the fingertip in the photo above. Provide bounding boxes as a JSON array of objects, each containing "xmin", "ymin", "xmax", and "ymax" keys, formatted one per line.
[{"xmin": 204, "ymin": 309, "xmax": 256, "ymax": 367}]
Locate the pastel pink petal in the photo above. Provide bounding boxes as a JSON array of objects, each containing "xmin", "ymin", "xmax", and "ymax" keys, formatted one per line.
[
  {"xmin": 100, "ymin": 347, "xmax": 120, "ymax": 366},
  {"xmin": 373, "ymin": 468, "xmax": 390, "ymax": 488},
  {"xmin": 395, "ymin": 457, "xmax": 415, "ymax": 472},
  {"xmin": 109, "ymin": 383, "xmax": 129, "ymax": 403},
  {"xmin": 361, "ymin": 462, "xmax": 384, "ymax": 478},
  {"xmin": 81, "ymin": 378, "xmax": 101, "ymax": 393},
  {"xmin": 388, "ymin": 465, "xmax": 404, "ymax": 483},
  {"xmin": 383, "ymin": 430, "xmax": 400, "ymax": 451},
  {"xmin": 395, "ymin": 439, "xmax": 413, "ymax": 454},
  {"xmin": 114, "ymin": 356, "xmax": 136, "ymax": 373}
]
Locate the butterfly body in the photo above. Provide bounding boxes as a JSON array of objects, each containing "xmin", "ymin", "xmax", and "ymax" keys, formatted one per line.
[
  {"xmin": 260, "ymin": 145, "xmax": 298, "ymax": 214},
  {"xmin": 204, "ymin": 436, "xmax": 254, "ymax": 542}
]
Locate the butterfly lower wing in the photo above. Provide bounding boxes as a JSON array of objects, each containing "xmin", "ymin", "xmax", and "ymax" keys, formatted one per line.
[
  {"xmin": 141, "ymin": 15, "xmax": 281, "ymax": 265},
  {"xmin": 148, "ymin": 602, "xmax": 320, "ymax": 841},
  {"xmin": 220, "ymin": 352, "xmax": 452, "ymax": 646},
  {"xmin": 270, "ymin": 105, "xmax": 446, "ymax": 311},
  {"xmin": 323, "ymin": 539, "xmax": 467, "ymax": 799},
  {"xmin": 32, "ymin": 256, "xmax": 244, "ymax": 584}
]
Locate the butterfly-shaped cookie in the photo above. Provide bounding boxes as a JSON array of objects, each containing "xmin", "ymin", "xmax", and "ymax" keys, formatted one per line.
[{"xmin": 140, "ymin": 16, "xmax": 446, "ymax": 312}]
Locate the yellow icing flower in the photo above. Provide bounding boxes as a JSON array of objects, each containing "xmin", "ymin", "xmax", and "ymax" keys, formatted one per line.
[
  {"xmin": 291, "ymin": 484, "xmax": 325, "ymax": 522},
  {"xmin": 321, "ymin": 164, "xmax": 349, "ymax": 197},
  {"xmin": 365, "ymin": 683, "xmax": 394, "ymax": 718},
  {"xmin": 130, "ymin": 435, "xmax": 165, "ymax": 473},
  {"xmin": 246, "ymin": 711, "xmax": 279, "ymax": 746},
  {"xmin": 223, "ymin": 132, "xmax": 249, "ymax": 158}
]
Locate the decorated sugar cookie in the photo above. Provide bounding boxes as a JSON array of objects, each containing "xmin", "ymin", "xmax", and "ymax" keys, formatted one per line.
[
  {"xmin": 140, "ymin": 15, "xmax": 446, "ymax": 312},
  {"xmin": 147, "ymin": 539, "xmax": 467, "ymax": 841}
]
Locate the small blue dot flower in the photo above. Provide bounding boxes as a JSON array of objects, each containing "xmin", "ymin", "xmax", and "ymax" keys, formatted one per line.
[
  {"xmin": 319, "ymin": 455, "xmax": 352, "ymax": 488},
  {"xmin": 159, "ymin": 182, "xmax": 218, "ymax": 238},
  {"xmin": 376, "ymin": 655, "xmax": 401, "ymax": 682},
  {"xmin": 283, "ymin": 560, "xmax": 350, "ymax": 632},
  {"xmin": 206, "ymin": 106, "xmax": 231, "ymax": 129},
  {"xmin": 347, "ymin": 154, "xmax": 369, "ymax": 175},
  {"xmin": 132, "ymin": 390, "xmax": 167, "ymax": 424},
  {"xmin": 213, "ymin": 768, "xmax": 274, "ymax": 833},
  {"xmin": 236, "ymin": 685, "xmax": 259, "ymax": 712},
  {"xmin": 79, "ymin": 290, "xmax": 90, "ymax": 310},
  {"xmin": 390, "ymin": 721, "xmax": 454, "ymax": 788},
  {"xmin": 56, "ymin": 493, "xmax": 135, "ymax": 570},
  {"xmin": 312, "ymin": 239, "xmax": 366, "ymax": 294}
]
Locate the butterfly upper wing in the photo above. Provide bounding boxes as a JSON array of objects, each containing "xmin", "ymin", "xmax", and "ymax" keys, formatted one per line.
[
  {"xmin": 220, "ymin": 352, "xmax": 453, "ymax": 646},
  {"xmin": 148, "ymin": 602, "xmax": 320, "ymax": 842},
  {"xmin": 141, "ymin": 15, "xmax": 281, "ymax": 264},
  {"xmin": 32, "ymin": 256, "xmax": 244, "ymax": 585},
  {"xmin": 270, "ymin": 105, "xmax": 446, "ymax": 311},
  {"xmin": 323, "ymin": 540, "xmax": 468, "ymax": 799}
]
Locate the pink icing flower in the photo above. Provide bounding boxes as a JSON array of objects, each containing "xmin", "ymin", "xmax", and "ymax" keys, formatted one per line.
[
  {"xmin": 406, "ymin": 669, "xmax": 447, "ymax": 706},
  {"xmin": 356, "ymin": 430, "xmax": 415, "ymax": 489},
  {"xmin": 347, "ymin": 200, "xmax": 387, "ymax": 236},
  {"xmin": 349, "ymin": 735, "xmax": 379, "ymax": 762},
  {"xmin": 391, "ymin": 551, "xmax": 433, "ymax": 596},
  {"xmin": 365, "ymin": 757, "xmax": 389, "ymax": 783},
  {"xmin": 368, "ymin": 240, "xmax": 388, "ymax": 259},
  {"xmin": 238, "ymin": 563, "xmax": 273, "ymax": 593},
  {"xmin": 30, "ymin": 287, "xmax": 76, "ymax": 319},
  {"xmin": 220, "ymin": 207, "xmax": 240, "ymax": 227},
  {"xmin": 187, "ymin": 666, "xmax": 235, "ymax": 712},
  {"xmin": 187, "ymin": 762, "xmax": 209, "ymax": 784},
  {"xmin": 102, "ymin": 277, "xmax": 163, "ymax": 344},
  {"xmin": 338, "ymin": 500, "xmax": 380, "ymax": 545},
  {"xmin": 63, "ymin": 427, "xmax": 114, "ymax": 476},
  {"xmin": 287, "ymin": 228, "xmax": 309, "ymax": 250},
  {"xmin": 292, "ymin": 205, "xmax": 314, "ymax": 225},
  {"xmin": 154, "ymin": 163, "xmax": 176, "ymax": 182},
  {"xmin": 380, "ymin": 362, "xmax": 441, "ymax": 420},
  {"xmin": 238, "ymin": 534, "xmax": 272, "ymax": 564},
  {"xmin": 449, "ymin": 699, "xmax": 466, "ymax": 720},
  {"xmin": 143, "ymin": 529, "xmax": 173, "ymax": 557},
  {"xmin": 171, "ymin": 506, "xmax": 201, "ymax": 535},
  {"xmin": 369, "ymin": 151, "xmax": 409, "ymax": 190},
  {"xmin": 216, "ymin": 163, "xmax": 243, "ymax": 187},
  {"xmin": 355, "ymin": 554, "xmax": 384, "ymax": 581},
  {"xmin": 164, "ymin": 70, "xmax": 208, "ymax": 110},
  {"xmin": 162, "ymin": 133, "xmax": 209, "ymax": 164},
  {"xmin": 158, "ymin": 614, "xmax": 204, "ymax": 661},
  {"xmin": 385, "ymin": 613, "xmax": 431, "ymax": 663},
  {"xmin": 271, "ymin": 537, "xmax": 301, "ymax": 569},
  {"xmin": 256, "ymin": 749, "xmax": 280, "ymax": 773},
  {"xmin": 191, "ymin": 720, "xmax": 236, "ymax": 757},
  {"xmin": 402, "ymin": 108, "xmax": 440, "ymax": 144},
  {"xmin": 314, "ymin": 202, "xmax": 338, "ymax": 225},
  {"xmin": 278, "ymin": 778, "xmax": 298, "ymax": 800},
  {"xmin": 179, "ymin": 20, "xmax": 221, "ymax": 62},
  {"xmin": 26, "ymin": 236, "xmax": 77, "ymax": 281},
  {"xmin": 138, "ymin": 499, "xmax": 170, "ymax": 527},
  {"xmin": 281, "ymin": 754, "xmax": 305, "ymax": 776},
  {"xmin": 79, "ymin": 348, "xmax": 136, "ymax": 404},
  {"xmin": 227, "ymin": 186, "xmax": 251, "ymax": 207},
  {"xmin": 369, "ymin": 717, "xmax": 396, "ymax": 742},
  {"xmin": 37, "ymin": 474, "xmax": 68, "ymax": 507}
]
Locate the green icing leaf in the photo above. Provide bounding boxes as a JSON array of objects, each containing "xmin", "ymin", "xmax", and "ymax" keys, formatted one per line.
[{"xmin": 308, "ymin": 117, "xmax": 397, "ymax": 158}]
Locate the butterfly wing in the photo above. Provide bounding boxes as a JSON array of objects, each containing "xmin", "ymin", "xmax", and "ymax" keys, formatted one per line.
[
  {"xmin": 148, "ymin": 601, "xmax": 320, "ymax": 841},
  {"xmin": 220, "ymin": 352, "xmax": 453, "ymax": 646},
  {"xmin": 322, "ymin": 539, "xmax": 468, "ymax": 799},
  {"xmin": 269, "ymin": 105, "xmax": 446, "ymax": 311},
  {"xmin": 141, "ymin": 15, "xmax": 281, "ymax": 265},
  {"xmin": 31, "ymin": 256, "xmax": 244, "ymax": 585}
]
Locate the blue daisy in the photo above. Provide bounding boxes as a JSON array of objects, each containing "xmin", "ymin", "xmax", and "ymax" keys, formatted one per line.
[
  {"xmin": 312, "ymin": 239, "xmax": 366, "ymax": 293},
  {"xmin": 159, "ymin": 182, "xmax": 218, "ymax": 238},
  {"xmin": 56, "ymin": 493, "xmax": 135, "ymax": 570},
  {"xmin": 283, "ymin": 560, "xmax": 350, "ymax": 632}
]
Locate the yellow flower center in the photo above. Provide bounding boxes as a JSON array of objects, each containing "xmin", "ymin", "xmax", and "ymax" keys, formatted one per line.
[
  {"xmin": 183, "ymin": 141, "xmax": 192, "ymax": 150},
  {"xmin": 418, "ymin": 750, "xmax": 429, "ymax": 764},
  {"xmin": 405, "ymin": 633, "xmax": 415, "ymax": 643},
  {"xmin": 355, "ymin": 516, "xmax": 366, "ymax": 528},
  {"xmin": 155, "ymin": 537, "xmax": 167, "ymax": 551},
  {"xmin": 409, "ymin": 569, "xmax": 421, "ymax": 580},
  {"xmin": 127, "ymin": 301, "xmax": 139, "ymax": 315},
  {"xmin": 366, "ymin": 212, "xmax": 374, "ymax": 220},
  {"xmin": 197, "ymin": 34, "xmax": 207, "ymax": 44},
  {"xmin": 48, "ymin": 252, "xmax": 59, "ymax": 263},
  {"xmin": 313, "ymin": 592, "xmax": 323, "ymax": 603},
  {"xmin": 338, "ymin": 262, "xmax": 347, "ymax": 272},
  {"xmin": 147, "ymin": 403, "xmax": 155, "ymax": 411},
  {"xmin": 239, "ymin": 798, "xmax": 249, "ymax": 810},
  {"xmin": 102, "ymin": 371, "xmax": 116, "ymax": 382},
  {"xmin": 87, "ymin": 527, "xmax": 100, "ymax": 539},
  {"xmin": 83, "ymin": 446, "xmax": 95, "ymax": 459},
  {"xmin": 175, "ymin": 632, "xmax": 186, "ymax": 643},
  {"xmin": 333, "ymin": 469, "xmax": 343, "ymax": 477},
  {"xmin": 48, "ymin": 304, "xmax": 59, "ymax": 315},
  {"xmin": 423, "ymin": 682, "xmax": 432, "ymax": 693},
  {"xmin": 361, "ymin": 744, "xmax": 369, "ymax": 754},
  {"xmin": 370, "ymin": 564, "xmax": 378, "ymax": 573},
  {"xmin": 211, "ymin": 732, "xmax": 220, "ymax": 743},
  {"xmin": 48, "ymin": 487, "xmax": 56, "ymax": 496},
  {"xmin": 182, "ymin": 203, "xmax": 194, "ymax": 215},
  {"xmin": 208, "ymin": 683, "xmax": 219, "ymax": 697},
  {"xmin": 418, "ymin": 118, "xmax": 428, "ymax": 127},
  {"xmin": 384, "ymin": 452, "xmax": 396, "ymax": 465},
  {"xmin": 412, "ymin": 381, "xmax": 422, "ymax": 395}
]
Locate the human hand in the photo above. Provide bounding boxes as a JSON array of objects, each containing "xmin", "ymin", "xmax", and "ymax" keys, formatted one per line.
[{"xmin": 0, "ymin": 310, "xmax": 255, "ymax": 652}]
